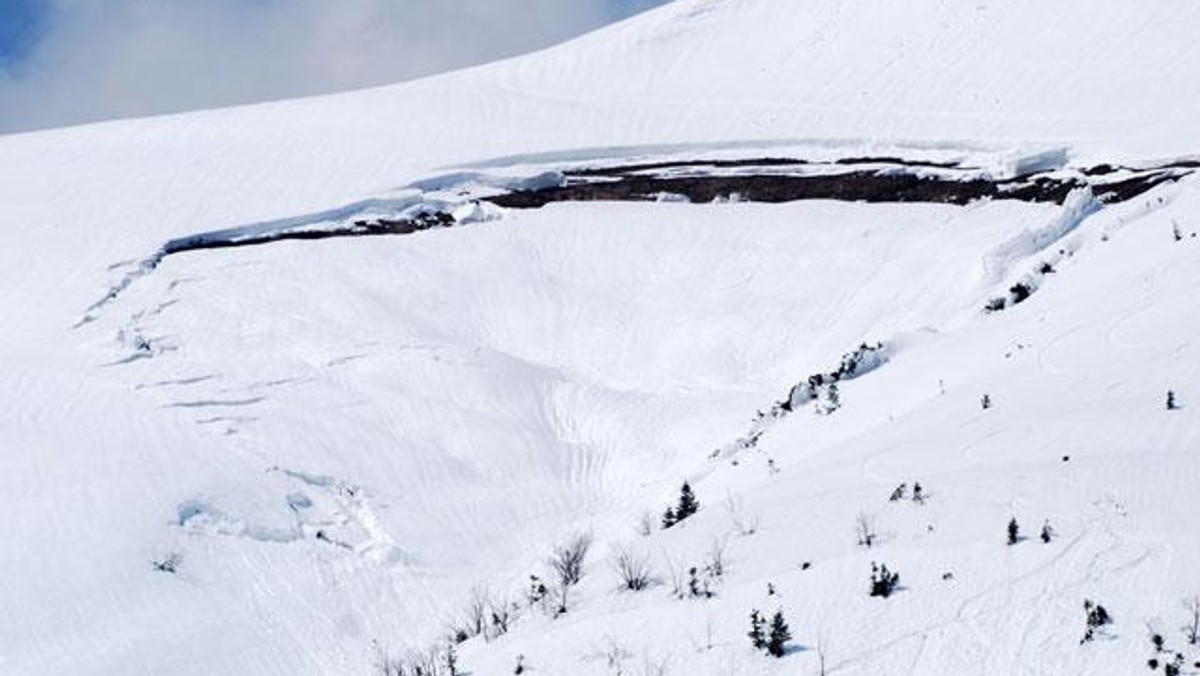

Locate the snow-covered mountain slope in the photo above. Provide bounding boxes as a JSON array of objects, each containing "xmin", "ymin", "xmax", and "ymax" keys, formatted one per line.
[{"xmin": 2, "ymin": 1, "xmax": 1200, "ymax": 675}]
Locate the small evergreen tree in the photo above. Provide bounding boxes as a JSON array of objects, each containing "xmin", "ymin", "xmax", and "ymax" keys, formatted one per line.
[
  {"xmin": 1040, "ymin": 520, "xmax": 1054, "ymax": 543},
  {"xmin": 748, "ymin": 610, "xmax": 766, "ymax": 650},
  {"xmin": 766, "ymin": 610, "xmax": 792, "ymax": 658},
  {"xmin": 912, "ymin": 483, "xmax": 926, "ymax": 505},
  {"xmin": 662, "ymin": 482, "xmax": 700, "ymax": 530},
  {"xmin": 888, "ymin": 483, "xmax": 908, "ymax": 502},
  {"xmin": 528, "ymin": 575, "xmax": 548, "ymax": 608},
  {"xmin": 981, "ymin": 394, "xmax": 992, "ymax": 410},
  {"xmin": 1007, "ymin": 518, "xmax": 1020, "ymax": 546},
  {"xmin": 514, "ymin": 654, "xmax": 526, "ymax": 674},
  {"xmin": 677, "ymin": 482, "xmax": 699, "ymax": 520},
  {"xmin": 870, "ymin": 562, "xmax": 900, "ymax": 598},
  {"xmin": 1081, "ymin": 599, "xmax": 1112, "ymax": 643},
  {"xmin": 1168, "ymin": 391, "xmax": 1179, "ymax": 411},
  {"xmin": 445, "ymin": 643, "xmax": 459, "ymax": 676}
]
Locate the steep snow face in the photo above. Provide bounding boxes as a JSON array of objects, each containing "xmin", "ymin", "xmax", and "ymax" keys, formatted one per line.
[{"xmin": 1, "ymin": 1, "xmax": 1200, "ymax": 675}]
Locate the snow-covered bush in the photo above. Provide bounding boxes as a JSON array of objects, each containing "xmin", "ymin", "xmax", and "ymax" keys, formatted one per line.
[
  {"xmin": 1040, "ymin": 520, "xmax": 1054, "ymax": 544},
  {"xmin": 704, "ymin": 537, "xmax": 727, "ymax": 579},
  {"xmin": 814, "ymin": 382, "xmax": 841, "ymax": 415},
  {"xmin": 1081, "ymin": 599, "xmax": 1113, "ymax": 643},
  {"xmin": 870, "ymin": 563, "xmax": 900, "ymax": 598},
  {"xmin": 687, "ymin": 566, "xmax": 713, "ymax": 599},
  {"xmin": 152, "ymin": 552, "xmax": 182, "ymax": 574}
]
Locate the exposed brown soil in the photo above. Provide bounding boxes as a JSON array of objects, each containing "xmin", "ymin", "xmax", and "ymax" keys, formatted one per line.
[
  {"xmin": 161, "ymin": 212, "xmax": 455, "ymax": 255},
  {"xmin": 160, "ymin": 157, "xmax": 1193, "ymax": 258},
  {"xmin": 488, "ymin": 159, "xmax": 1191, "ymax": 210}
]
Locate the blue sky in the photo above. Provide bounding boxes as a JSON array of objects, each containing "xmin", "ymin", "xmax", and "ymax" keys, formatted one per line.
[
  {"xmin": 0, "ymin": 0, "xmax": 46, "ymax": 64},
  {"xmin": 0, "ymin": 0, "xmax": 667, "ymax": 133}
]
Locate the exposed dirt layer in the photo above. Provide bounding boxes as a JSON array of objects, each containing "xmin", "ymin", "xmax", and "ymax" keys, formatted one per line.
[
  {"xmin": 157, "ymin": 158, "xmax": 1193, "ymax": 260},
  {"xmin": 161, "ymin": 213, "xmax": 456, "ymax": 256},
  {"xmin": 488, "ymin": 158, "xmax": 1193, "ymax": 209}
]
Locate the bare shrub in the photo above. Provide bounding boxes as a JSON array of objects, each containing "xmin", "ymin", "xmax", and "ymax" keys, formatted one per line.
[
  {"xmin": 614, "ymin": 545, "xmax": 655, "ymax": 591},
  {"xmin": 705, "ymin": 537, "xmax": 728, "ymax": 579},
  {"xmin": 527, "ymin": 574, "xmax": 550, "ymax": 611},
  {"xmin": 548, "ymin": 531, "xmax": 592, "ymax": 615},
  {"xmin": 640, "ymin": 651, "xmax": 671, "ymax": 675},
  {"xmin": 636, "ymin": 511, "xmax": 654, "ymax": 537},
  {"xmin": 1184, "ymin": 596, "xmax": 1200, "ymax": 645},
  {"xmin": 464, "ymin": 584, "xmax": 488, "ymax": 640},
  {"xmin": 855, "ymin": 512, "xmax": 877, "ymax": 548},
  {"xmin": 488, "ymin": 594, "xmax": 515, "ymax": 638},
  {"xmin": 409, "ymin": 647, "xmax": 442, "ymax": 676},
  {"xmin": 152, "ymin": 552, "xmax": 182, "ymax": 574},
  {"xmin": 586, "ymin": 636, "xmax": 633, "ymax": 675},
  {"xmin": 723, "ymin": 493, "xmax": 758, "ymax": 536},
  {"xmin": 550, "ymin": 531, "xmax": 593, "ymax": 588},
  {"xmin": 372, "ymin": 641, "xmax": 407, "ymax": 676},
  {"xmin": 659, "ymin": 548, "xmax": 686, "ymax": 599}
]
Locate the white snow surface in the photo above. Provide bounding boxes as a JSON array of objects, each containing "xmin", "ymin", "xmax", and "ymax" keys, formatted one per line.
[{"xmin": 2, "ymin": 0, "xmax": 1200, "ymax": 674}]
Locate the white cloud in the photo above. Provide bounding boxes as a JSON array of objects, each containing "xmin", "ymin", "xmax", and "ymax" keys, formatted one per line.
[{"xmin": 0, "ymin": 0, "xmax": 651, "ymax": 133}]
